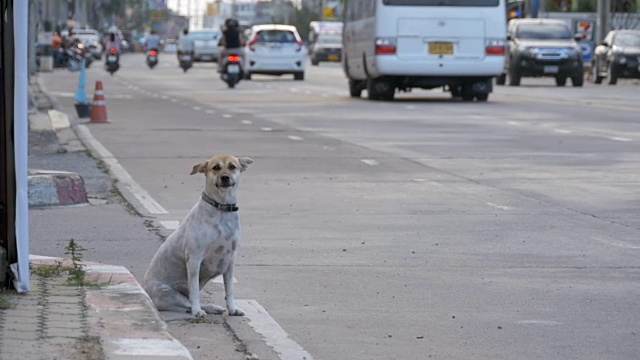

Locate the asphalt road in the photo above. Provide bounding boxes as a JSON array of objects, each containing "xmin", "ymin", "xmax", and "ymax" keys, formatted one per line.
[{"xmin": 41, "ymin": 52, "xmax": 640, "ymax": 360}]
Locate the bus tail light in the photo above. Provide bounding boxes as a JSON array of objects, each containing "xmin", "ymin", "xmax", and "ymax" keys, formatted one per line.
[
  {"xmin": 486, "ymin": 39, "xmax": 506, "ymax": 56},
  {"xmin": 375, "ymin": 37, "xmax": 397, "ymax": 55}
]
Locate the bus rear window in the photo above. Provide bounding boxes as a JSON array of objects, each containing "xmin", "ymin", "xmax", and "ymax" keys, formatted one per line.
[{"xmin": 383, "ymin": 0, "xmax": 499, "ymax": 5}]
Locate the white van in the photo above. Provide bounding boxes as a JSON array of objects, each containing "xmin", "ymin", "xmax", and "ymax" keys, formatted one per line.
[{"xmin": 343, "ymin": 0, "xmax": 507, "ymax": 101}]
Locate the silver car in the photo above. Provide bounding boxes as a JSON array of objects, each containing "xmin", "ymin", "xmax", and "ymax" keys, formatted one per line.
[{"xmin": 191, "ymin": 29, "xmax": 222, "ymax": 62}]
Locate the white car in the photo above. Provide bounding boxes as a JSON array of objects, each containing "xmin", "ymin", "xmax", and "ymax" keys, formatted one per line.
[
  {"xmin": 72, "ymin": 29, "xmax": 103, "ymax": 59},
  {"xmin": 191, "ymin": 29, "xmax": 222, "ymax": 62},
  {"xmin": 244, "ymin": 24, "xmax": 306, "ymax": 80}
]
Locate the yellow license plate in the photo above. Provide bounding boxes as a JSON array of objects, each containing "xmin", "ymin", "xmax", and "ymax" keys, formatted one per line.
[
  {"xmin": 328, "ymin": 54, "xmax": 340, "ymax": 61},
  {"xmin": 429, "ymin": 42, "xmax": 454, "ymax": 55}
]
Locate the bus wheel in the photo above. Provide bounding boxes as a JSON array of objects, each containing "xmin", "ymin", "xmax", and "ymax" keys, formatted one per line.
[{"xmin": 349, "ymin": 79, "xmax": 362, "ymax": 98}]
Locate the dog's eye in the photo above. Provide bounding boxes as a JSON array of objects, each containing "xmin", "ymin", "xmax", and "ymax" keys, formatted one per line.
[
  {"xmin": 228, "ymin": 164, "xmax": 236, "ymax": 170},
  {"xmin": 212, "ymin": 165, "xmax": 221, "ymax": 171}
]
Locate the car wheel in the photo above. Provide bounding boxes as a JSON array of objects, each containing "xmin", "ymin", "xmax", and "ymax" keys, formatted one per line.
[
  {"xmin": 555, "ymin": 76, "xmax": 567, "ymax": 86},
  {"xmin": 349, "ymin": 79, "xmax": 362, "ymax": 98},
  {"xmin": 311, "ymin": 59, "xmax": 319, "ymax": 66},
  {"xmin": 245, "ymin": 72, "xmax": 252, "ymax": 80},
  {"xmin": 496, "ymin": 73, "xmax": 506, "ymax": 86},
  {"xmin": 508, "ymin": 69, "xmax": 521, "ymax": 86},
  {"xmin": 571, "ymin": 74, "xmax": 584, "ymax": 87},
  {"xmin": 476, "ymin": 94, "xmax": 489, "ymax": 102},
  {"xmin": 607, "ymin": 63, "xmax": 618, "ymax": 85},
  {"xmin": 294, "ymin": 72, "xmax": 304, "ymax": 81}
]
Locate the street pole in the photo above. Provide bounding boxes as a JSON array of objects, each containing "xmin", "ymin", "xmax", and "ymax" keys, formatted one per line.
[{"xmin": 596, "ymin": 0, "xmax": 610, "ymax": 45}]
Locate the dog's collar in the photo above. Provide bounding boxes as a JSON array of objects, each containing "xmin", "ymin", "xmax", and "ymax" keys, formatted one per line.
[{"xmin": 201, "ymin": 192, "xmax": 238, "ymax": 212}]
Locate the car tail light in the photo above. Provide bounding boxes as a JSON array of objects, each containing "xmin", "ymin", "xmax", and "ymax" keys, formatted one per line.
[
  {"xmin": 248, "ymin": 37, "xmax": 258, "ymax": 51},
  {"xmin": 109, "ymin": 48, "xmax": 117, "ymax": 55},
  {"xmin": 485, "ymin": 39, "xmax": 506, "ymax": 56},
  {"xmin": 228, "ymin": 55, "xmax": 240, "ymax": 63},
  {"xmin": 375, "ymin": 37, "xmax": 397, "ymax": 55},
  {"xmin": 295, "ymin": 39, "xmax": 303, "ymax": 52}
]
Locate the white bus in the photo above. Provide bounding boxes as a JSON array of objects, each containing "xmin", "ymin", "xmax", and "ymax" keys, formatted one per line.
[{"xmin": 343, "ymin": 0, "xmax": 507, "ymax": 101}]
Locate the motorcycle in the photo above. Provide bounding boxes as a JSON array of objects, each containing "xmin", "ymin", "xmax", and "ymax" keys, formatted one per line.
[
  {"xmin": 146, "ymin": 49, "xmax": 159, "ymax": 69},
  {"xmin": 220, "ymin": 53, "xmax": 243, "ymax": 88},
  {"xmin": 178, "ymin": 52, "xmax": 193, "ymax": 73},
  {"xmin": 105, "ymin": 48, "xmax": 120, "ymax": 75}
]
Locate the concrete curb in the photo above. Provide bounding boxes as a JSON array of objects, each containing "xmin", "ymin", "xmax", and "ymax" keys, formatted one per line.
[
  {"xmin": 29, "ymin": 255, "xmax": 193, "ymax": 360},
  {"xmin": 28, "ymin": 169, "xmax": 89, "ymax": 207}
]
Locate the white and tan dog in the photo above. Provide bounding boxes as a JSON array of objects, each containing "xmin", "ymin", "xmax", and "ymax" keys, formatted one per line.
[{"xmin": 143, "ymin": 155, "xmax": 253, "ymax": 318}]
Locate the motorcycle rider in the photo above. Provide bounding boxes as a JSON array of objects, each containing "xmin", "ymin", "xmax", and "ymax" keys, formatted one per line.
[
  {"xmin": 145, "ymin": 30, "xmax": 162, "ymax": 52},
  {"xmin": 218, "ymin": 18, "xmax": 243, "ymax": 73},
  {"xmin": 177, "ymin": 28, "xmax": 194, "ymax": 59},
  {"xmin": 105, "ymin": 29, "xmax": 121, "ymax": 54}
]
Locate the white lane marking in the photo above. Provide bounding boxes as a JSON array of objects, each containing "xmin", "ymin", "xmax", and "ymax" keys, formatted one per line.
[
  {"xmin": 222, "ymin": 114, "xmax": 233, "ymax": 118},
  {"xmin": 507, "ymin": 121, "xmax": 521, "ymax": 126},
  {"xmin": 289, "ymin": 88, "xmax": 299, "ymax": 93},
  {"xmin": 49, "ymin": 92, "xmax": 133, "ymax": 100},
  {"xmin": 160, "ymin": 220, "xmax": 180, "ymax": 230},
  {"xmin": 171, "ymin": 99, "xmax": 178, "ymax": 103},
  {"xmin": 361, "ymin": 159, "xmax": 379, "ymax": 166},
  {"xmin": 486, "ymin": 202, "xmax": 511, "ymax": 211},
  {"xmin": 517, "ymin": 320, "xmax": 562, "ymax": 326},
  {"xmin": 609, "ymin": 136, "xmax": 632, "ymax": 142},
  {"xmin": 211, "ymin": 276, "xmax": 237, "ymax": 284},
  {"xmin": 321, "ymin": 93, "xmax": 329, "ymax": 98},
  {"xmin": 161, "ymin": 95, "xmax": 169, "ymax": 99},
  {"xmin": 241, "ymin": 120, "xmax": 253, "ymax": 125},
  {"xmin": 193, "ymin": 106, "xmax": 202, "ymax": 111},
  {"xmin": 288, "ymin": 135, "xmax": 303, "ymax": 141},
  {"xmin": 206, "ymin": 110, "xmax": 216, "ymax": 114},
  {"xmin": 261, "ymin": 127, "xmax": 273, "ymax": 132},
  {"xmin": 405, "ymin": 105, "xmax": 416, "ymax": 110},
  {"xmin": 304, "ymin": 90, "xmax": 312, "ymax": 95},
  {"xmin": 553, "ymin": 129, "xmax": 572, "ymax": 134},
  {"xmin": 592, "ymin": 237, "xmax": 640, "ymax": 249},
  {"xmin": 76, "ymin": 125, "xmax": 169, "ymax": 215},
  {"xmin": 413, "ymin": 179, "xmax": 443, "ymax": 186},
  {"xmin": 237, "ymin": 300, "xmax": 314, "ymax": 360}
]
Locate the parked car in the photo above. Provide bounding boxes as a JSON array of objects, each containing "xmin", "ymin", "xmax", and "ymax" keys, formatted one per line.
[
  {"xmin": 244, "ymin": 24, "xmax": 306, "ymax": 80},
  {"xmin": 191, "ymin": 29, "xmax": 222, "ymax": 62},
  {"xmin": 498, "ymin": 18, "xmax": 583, "ymax": 87},
  {"xmin": 72, "ymin": 29, "xmax": 103, "ymax": 60},
  {"xmin": 593, "ymin": 29, "xmax": 640, "ymax": 85}
]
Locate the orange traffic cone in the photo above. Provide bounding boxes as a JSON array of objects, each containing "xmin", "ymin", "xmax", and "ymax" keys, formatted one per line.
[{"xmin": 90, "ymin": 81, "xmax": 109, "ymax": 123}]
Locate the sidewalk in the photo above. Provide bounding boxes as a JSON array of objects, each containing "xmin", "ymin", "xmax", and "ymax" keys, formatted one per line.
[{"xmin": 0, "ymin": 76, "xmax": 195, "ymax": 359}]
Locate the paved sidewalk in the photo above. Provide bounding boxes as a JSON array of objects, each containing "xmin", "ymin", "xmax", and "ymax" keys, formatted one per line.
[
  {"xmin": 0, "ymin": 76, "xmax": 197, "ymax": 359},
  {"xmin": 0, "ymin": 256, "xmax": 191, "ymax": 360}
]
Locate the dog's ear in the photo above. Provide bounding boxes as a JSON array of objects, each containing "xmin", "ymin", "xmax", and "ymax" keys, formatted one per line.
[
  {"xmin": 190, "ymin": 161, "xmax": 208, "ymax": 175},
  {"xmin": 238, "ymin": 157, "xmax": 253, "ymax": 172}
]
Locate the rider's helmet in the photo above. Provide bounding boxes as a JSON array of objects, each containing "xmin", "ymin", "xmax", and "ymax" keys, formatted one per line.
[
  {"xmin": 183, "ymin": 28, "xmax": 189, "ymax": 35},
  {"xmin": 225, "ymin": 18, "xmax": 239, "ymax": 30}
]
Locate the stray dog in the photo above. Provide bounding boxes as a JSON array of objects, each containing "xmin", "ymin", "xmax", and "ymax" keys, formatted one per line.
[{"xmin": 143, "ymin": 155, "xmax": 253, "ymax": 318}]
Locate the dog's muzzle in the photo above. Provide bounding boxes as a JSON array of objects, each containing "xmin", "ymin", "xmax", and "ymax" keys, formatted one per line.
[{"xmin": 216, "ymin": 174, "xmax": 235, "ymax": 188}]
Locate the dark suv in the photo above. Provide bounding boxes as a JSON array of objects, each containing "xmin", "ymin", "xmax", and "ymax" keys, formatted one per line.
[{"xmin": 498, "ymin": 19, "xmax": 583, "ymax": 87}]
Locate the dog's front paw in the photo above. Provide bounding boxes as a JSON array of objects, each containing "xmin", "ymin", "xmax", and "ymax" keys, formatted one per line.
[
  {"xmin": 228, "ymin": 308, "xmax": 244, "ymax": 316},
  {"xmin": 192, "ymin": 309, "xmax": 207, "ymax": 318}
]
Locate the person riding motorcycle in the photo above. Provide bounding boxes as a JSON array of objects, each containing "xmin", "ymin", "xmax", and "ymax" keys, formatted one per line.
[
  {"xmin": 177, "ymin": 28, "xmax": 194, "ymax": 59},
  {"xmin": 145, "ymin": 30, "xmax": 162, "ymax": 52},
  {"xmin": 218, "ymin": 18, "xmax": 243, "ymax": 73},
  {"xmin": 105, "ymin": 30, "xmax": 121, "ymax": 54}
]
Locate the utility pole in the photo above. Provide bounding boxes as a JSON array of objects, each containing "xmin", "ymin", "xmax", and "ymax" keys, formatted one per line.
[{"xmin": 596, "ymin": 0, "xmax": 611, "ymax": 45}]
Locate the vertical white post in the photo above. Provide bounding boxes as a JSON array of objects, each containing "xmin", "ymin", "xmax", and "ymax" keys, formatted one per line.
[{"xmin": 13, "ymin": 0, "xmax": 31, "ymax": 293}]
